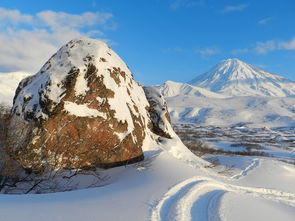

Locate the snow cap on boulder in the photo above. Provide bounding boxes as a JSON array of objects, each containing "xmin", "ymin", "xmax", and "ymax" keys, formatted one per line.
[{"xmin": 8, "ymin": 38, "xmax": 152, "ymax": 171}]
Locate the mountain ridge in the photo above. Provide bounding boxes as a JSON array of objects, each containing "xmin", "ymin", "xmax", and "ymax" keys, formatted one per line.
[{"xmin": 154, "ymin": 80, "xmax": 227, "ymax": 98}]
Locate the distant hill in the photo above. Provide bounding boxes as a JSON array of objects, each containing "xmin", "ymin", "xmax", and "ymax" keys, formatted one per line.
[{"xmin": 154, "ymin": 80, "xmax": 227, "ymax": 98}]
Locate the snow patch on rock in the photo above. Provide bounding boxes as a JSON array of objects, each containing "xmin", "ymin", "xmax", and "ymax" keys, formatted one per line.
[{"xmin": 63, "ymin": 101, "xmax": 107, "ymax": 118}]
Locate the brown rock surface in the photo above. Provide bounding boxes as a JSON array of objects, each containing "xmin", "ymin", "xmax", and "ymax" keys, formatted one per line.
[{"xmin": 7, "ymin": 39, "xmax": 152, "ymax": 171}]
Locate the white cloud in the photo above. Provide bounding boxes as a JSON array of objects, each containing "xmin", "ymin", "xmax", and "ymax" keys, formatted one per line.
[
  {"xmin": 279, "ymin": 37, "xmax": 295, "ymax": 50},
  {"xmin": 36, "ymin": 11, "xmax": 112, "ymax": 30},
  {"xmin": 253, "ymin": 38, "xmax": 295, "ymax": 54},
  {"xmin": 254, "ymin": 40, "xmax": 276, "ymax": 54},
  {"xmin": 230, "ymin": 37, "xmax": 295, "ymax": 55},
  {"xmin": 0, "ymin": 28, "xmax": 86, "ymax": 72},
  {"xmin": 221, "ymin": 4, "xmax": 249, "ymax": 13},
  {"xmin": 196, "ymin": 48, "xmax": 220, "ymax": 56},
  {"xmin": 0, "ymin": 8, "xmax": 114, "ymax": 73},
  {"xmin": 258, "ymin": 17, "xmax": 273, "ymax": 25},
  {"xmin": 0, "ymin": 8, "xmax": 33, "ymax": 25}
]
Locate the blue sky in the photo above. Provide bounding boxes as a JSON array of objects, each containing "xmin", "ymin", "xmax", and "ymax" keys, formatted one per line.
[{"xmin": 0, "ymin": 0, "xmax": 295, "ymax": 85}]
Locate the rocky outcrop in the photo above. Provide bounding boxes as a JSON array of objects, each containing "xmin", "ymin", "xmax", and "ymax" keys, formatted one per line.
[
  {"xmin": 8, "ymin": 38, "xmax": 152, "ymax": 171},
  {"xmin": 144, "ymin": 87, "xmax": 173, "ymax": 139}
]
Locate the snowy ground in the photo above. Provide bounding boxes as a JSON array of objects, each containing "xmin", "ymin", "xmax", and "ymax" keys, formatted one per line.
[
  {"xmin": 0, "ymin": 72, "xmax": 294, "ymax": 220},
  {"xmin": 166, "ymin": 95, "xmax": 295, "ymax": 128},
  {"xmin": 0, "ymin": 130, "xmax": 294, "ymax": 221},
  {"xmin": 174, "ymin": 124, "xmax": 295, "ymax": 163}
]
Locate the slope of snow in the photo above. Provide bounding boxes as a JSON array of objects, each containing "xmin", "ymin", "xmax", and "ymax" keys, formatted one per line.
[
  {"xmin": 220, "ymin": 193, "xmax": 295, "ymax": 221},
  {"xmin": 0, "ymin": 138, "xmax": 294, "ymax": 221},
  {"xmin": 166, "ymin": 95, "xmax": 295, "ymax": 128},
  {"xmin": 0, "ymin": 72, "xmax": 31, "ymax": 106},
  {"xmin": 154, "ymin": 80, "xmax": 227, "ymax": 98},
  {"xmin": 189, "ymin": 58, "xmax": 295, "ymax": 97}
]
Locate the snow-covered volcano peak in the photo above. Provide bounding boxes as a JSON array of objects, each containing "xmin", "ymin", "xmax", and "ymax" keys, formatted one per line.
[
  {"xmin": 189, "ymin": 58, "xmax": 295, "ymax": 97},
  {"xmin": 219, "ymin": 58, "xmax": 243, "ymax": 67},
  {"xmin": 195, "ymin": 58, "xmax": 280, "ymax": 82},
  {"xmin": 219, "ymin": 58, "xmax": 253, "ymax": 72}
]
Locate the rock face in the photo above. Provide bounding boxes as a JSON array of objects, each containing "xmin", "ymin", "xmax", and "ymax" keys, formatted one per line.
[
  {"xmin": 144, "ymin": 87, "xmax": 173, "ymax": 139},
  {"xmin": 8, "ymin": 38, "xmax": 152, "ymax": 171}
]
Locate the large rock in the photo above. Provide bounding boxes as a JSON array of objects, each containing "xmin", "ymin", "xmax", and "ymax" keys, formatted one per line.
[
  {"xmin": 8, "ymin": 38, "xmax": 153, "ymax": 171},
  {"xmin": 144, "ymin": 87, "xmax": 173, "ymax": 139}
]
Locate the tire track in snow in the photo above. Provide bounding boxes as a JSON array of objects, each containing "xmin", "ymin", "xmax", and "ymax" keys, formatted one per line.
[
  {"xmin": 151, "ymin": 178, "xmax": 204, "ymax": 221},
  {"xmin": 151, "ymin": 176, "xmax": 295, "ymax": 221},
  {"xmin": 176, "ymin": 182, "xmax": 226, "ymax": 221}
]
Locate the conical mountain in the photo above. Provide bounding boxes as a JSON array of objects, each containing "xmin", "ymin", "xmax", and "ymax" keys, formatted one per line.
[{"xmin": 189, "ymin": 58, "xmax": 295, "ymax": 97}]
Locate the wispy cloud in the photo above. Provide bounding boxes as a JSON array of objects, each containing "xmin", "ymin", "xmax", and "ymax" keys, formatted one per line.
[
  {"xmin": 0, "ymin": 8, "xmax": 33, "ymax": 25},
  {"xmin": 255, "ymin": 37, "xmax": 295, "ymax": 54},
  {"xmin": 229, "ymin": 37, "xmax": 295, "ymax": 55},
  {"xmin": 196, "ymin": 47, "xmax": 220, "ymax": 56},
  {"xmin": 0, "ymin": 8, "xmax": 115, "ymax": 73},
  {"xmin": 254, "ymin": 40, "xmax": 276, "ymax": 54},
  {"xmin": 36, "ymin": 11, "xmax": 112, "ymax": 29},
  {"xmin": 258, "ymin": 17, "xmax": 273, "ymax": 25},
  {"xmin": 279, "ymin": 37, "xmax": 295, "ymax": 50},
  {"xmin": 221, "ymin": 4, "xmax": 249, "ymax": 13},
  {"xmin": 170, "ymin": 0, "xmax": 206, "ymax": 10},
  {"xmin": 254, "ymin": 37, "xmax": 295, "ymax": 54}
]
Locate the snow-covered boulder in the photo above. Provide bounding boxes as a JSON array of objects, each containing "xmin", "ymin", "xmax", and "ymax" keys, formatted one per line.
[
  {"xmin": 7, "ymin": 38, "xmax": 152, "ymax": 171},
  {"xmin": 144, "ymin": 86, "xmax": 173, "ymax": 138}
]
